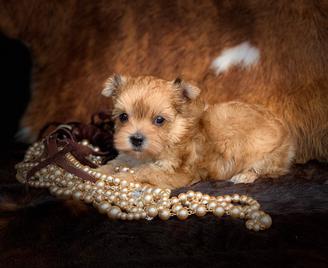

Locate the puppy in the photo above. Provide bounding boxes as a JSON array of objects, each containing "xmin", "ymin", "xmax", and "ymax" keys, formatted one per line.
[{"xmin": 98, "ymin": 75, "xmax": 295, "ymax": 189}]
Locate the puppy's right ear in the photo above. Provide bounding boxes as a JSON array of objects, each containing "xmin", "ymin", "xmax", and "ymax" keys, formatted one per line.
[
  {"xmin": 101, "ymin": 74, "xmax": 127, "ymax": 97},
  {"xmin": 173, "ymin": 77, "xmax": 201, "ymax": 101}
]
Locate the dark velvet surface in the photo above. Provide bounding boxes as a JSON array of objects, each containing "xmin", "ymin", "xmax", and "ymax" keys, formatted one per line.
[{"xmin": 1, "ymin": 144, "xmax": 328, "ymax": 267}]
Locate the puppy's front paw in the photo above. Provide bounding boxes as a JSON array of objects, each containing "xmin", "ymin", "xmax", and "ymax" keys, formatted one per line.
[
  {"xmin": 230, "ymin": 172, "xmax": 258, "ymax": 184},
  {"xmin": 113, "ymin": 171, "xmax": 155, "ymax": 188},
  {"xmin": 96, "ymin": 163, "xmax": 118, "ymax": 174}
]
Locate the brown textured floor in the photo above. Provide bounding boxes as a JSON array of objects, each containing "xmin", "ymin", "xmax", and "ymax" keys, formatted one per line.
[{"xmin": 0, "ymin": 143, "xmax": 328, "ymax": 268}]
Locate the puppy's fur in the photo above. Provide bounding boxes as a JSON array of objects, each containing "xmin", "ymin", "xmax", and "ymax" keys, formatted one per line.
[{"xmin": 98, "ymin": 75, "xmax": 294, "ymax": 189}]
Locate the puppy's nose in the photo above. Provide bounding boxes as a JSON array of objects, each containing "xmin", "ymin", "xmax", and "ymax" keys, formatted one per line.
[{"xmin": 130, "ymin": 133, "xmax": 145, "ymax": 147}]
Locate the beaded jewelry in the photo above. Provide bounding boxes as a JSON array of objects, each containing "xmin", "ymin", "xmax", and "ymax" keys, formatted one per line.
[{"xmin": 15, "ymin": 135, "xmax": 272, "ymax": 231}]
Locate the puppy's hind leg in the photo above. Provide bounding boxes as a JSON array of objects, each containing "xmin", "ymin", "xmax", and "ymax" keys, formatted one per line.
[{"xmin": 230, "ymin": 171, "xmax": 259, "ymax": 184}]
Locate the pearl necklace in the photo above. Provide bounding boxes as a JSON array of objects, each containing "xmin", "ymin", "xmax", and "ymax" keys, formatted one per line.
[{"xmin": 15, "ymin": 139, "xmax": 272, "ymax": 231}]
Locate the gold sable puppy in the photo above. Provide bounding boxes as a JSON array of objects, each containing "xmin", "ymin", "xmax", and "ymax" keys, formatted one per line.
[{"xmin": 99, "ymin": 75, "xmax": 295, "ymax": 189}]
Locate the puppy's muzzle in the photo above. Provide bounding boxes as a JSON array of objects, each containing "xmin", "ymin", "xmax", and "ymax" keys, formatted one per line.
[{"xmin": 129, "ymin": 133, "xmax": 145, "ymax": 149}]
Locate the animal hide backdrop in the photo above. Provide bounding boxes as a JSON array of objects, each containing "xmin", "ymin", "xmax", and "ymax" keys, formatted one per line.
[{"xmin": 0, "ymin": 0, "xmax": 328, "ymax": 267}]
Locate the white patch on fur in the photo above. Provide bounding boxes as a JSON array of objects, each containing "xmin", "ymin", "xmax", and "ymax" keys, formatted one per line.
[
  {"xmin": 211, "ymin": 41, "xmax": 260, "ymax": 75},
  {"xmin": 15, "ymin": 127, "xmax": 36, "ymax": 143}
]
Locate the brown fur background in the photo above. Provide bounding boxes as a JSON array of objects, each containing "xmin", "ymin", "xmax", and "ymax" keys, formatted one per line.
[{"xmin": 1, "ymin": 0, "xmax": 328, "ymax": 163}]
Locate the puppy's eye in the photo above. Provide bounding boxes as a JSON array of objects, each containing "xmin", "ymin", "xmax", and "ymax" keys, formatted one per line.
[
  {"xmin": 119, "ymin": 113, "xmax": 129, "ymax": 123},
  {"xmin": 153, "ymin": 116, "xmax": 165, "ymax": 126}
]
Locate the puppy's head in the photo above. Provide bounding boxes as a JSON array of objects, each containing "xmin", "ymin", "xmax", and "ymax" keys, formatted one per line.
[{"xmin": 102, "ymin": 75, "xmax": 200, "ymax": 160}]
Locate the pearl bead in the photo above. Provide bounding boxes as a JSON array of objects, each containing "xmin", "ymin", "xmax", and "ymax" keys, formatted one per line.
[
  {"xmin": 134, "ymin": 213, "xmax": 141, "ymax": 220},
  {"xmin": 232, "ymin": 194, "xmax": 240, "ymax": 202},
  {"xmin": 121, "ymin": 188, "xmax": 128, "ymax": 193},
  {"xmin": 146, "ymin": 206, "xmax": 158, "ymax": 217},
  {"xmin": 120, "ymin": 213, "xmax": 127, "ymax": 220},
  {"xmin": 246, "ymin": 197, "xmax": 254, "ymax": 204},
  {"xmin": 96, "ymin": 180, "xmax": 105, "ymax": 187},
  {"xmin": 171, "ymin": 197, "xmax": 179, "ymax": 204},
  {"xmin": 143, "ymin": 194, "xmax": 153, "ymax": 204},
  {"xmin": 253, "ymin": 223, "xmax": 260, "ymax": 232},
  {"xmin": 107, "ymin": 206, "xmax": 121, "ymax": 220},
  {"xmin": 259, "ymin": 214, "xmax": 272, "ymax": 228},
  {"xmin": 224, "ymin": 195, "xmax": 231, "ymax": 202},
  {"xmin": 119, "ymin": 193, "xmax": 128, "ymax": 200},
  {"xmin": 249, "ymin": 211, "xmax": 261, "ymax": 220},
  {"xmin": 113, "ymin": 178, "xmax": 120, "ymax": 185},
  {"xmin": 55, "ymin": 189, "xmax": 63, "ymax": 196},
  {"xmin": 195, "ymin": 192, "xmax": 203, "ymax": 200},
  {"xmin": 63, "ymin": 189, "xmax": 72, "ymax": 198},
  {"xmin": 220, "ymin": 201, "xmax": 227, "ymax": 207},
  {"xmin": 159, "ymin": 209, "xmax": 171, "ymax": 220},
  {"xmin": 213, "ymin": 206, "xmax": 225, "ymax": 217},
  {"xmin": 77, "ymin": 184, "xmax": 85, "ymax": 190},
  {"xmin": 96, "ymin": 189, "xmax": 103, "ymax": 194},
  {"xmin": 177, "ymin": 208, "xmax": 189, "ymax": 220},
  {"xmin": 153, "ymin": 188, "xmax": 162, "ymax": 196},
  {"xmin": 195, "ymin": 205, "xmax": 207, "ymax": 217},
  {"xmin": 251, "ymin": 204, "xmax": 260, "ymax": 210},
  {"xmin": 72, "ymin": 190, "xmax": 83, "ymax": 201},
  {"xmin": 145, "ymin": 188, "xmax": 153, "ymax": 194},
  {"xmin": 207, "ymin": 201, "xmax": 217, "ymax": 210},
  {"xmin": 178, "ymin": 193, "xmax": 187, "ymax": 202},
  {"xmin": 202, "ymin": 194, "xmax": 210, "ymax": 201},
  {"xmin": 84, "ymin": 195, "xmax": 93, "ymax": 203},
  {"xmin": 121, "ymin": 180, "xmax": 129, "ymax": 187},
  {"xmin": 127, "ymin": 213, "xmax": 134, "ymax": 220},
  {"xmin": 105, "ymin": 190, "xmax": 112, "ymax": 196},
  {"xmin": 95, "ymin": 195, "xmax": 103, "ymax": 202},
  {"xmin": 82, "ymin": 140, "xmax": 88, "ymax": 146},
  {"xmin": 186, "ymin": 190, "xmax": 195, "ymax": 199},
  {"xmin": 134, "ymin": 183, "xmax": 141, "ymax": 189},
  {"xmin": 246, "ymin": 220, "xmax": 254, "ymax": 230},
  {"xmin": 229, "ymin": 206, "xmax": 241, "ymax": 218},
  {"xmin": 172, "ymin": 204, "xmax": 183, "ymax": 213},
  {"xmin": 98, "ymin": 202, "xmax": 111, "ymax": 214},
  {"xmin": 136, "ymin": 201, "xmax": 144, "ymax": 207},
  {"xmin": 190, "ymin": 202, "xmax": 199, "ymax": 211},
  {"xmin": 85, "ymin": 184, "xmax": 92, "ymax": 190},
  {"xmin": 131, "ymin": 207, "xmax": 138, "ymax": 213},
  {"xmin": 120, "ymin": 201, "xmax": 128, "ymax": 208}
]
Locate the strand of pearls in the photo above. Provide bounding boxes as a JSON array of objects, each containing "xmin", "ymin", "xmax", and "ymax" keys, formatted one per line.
[{"xmin": 15, "ymin": 139, "xmax": 272, "ymax": 231}]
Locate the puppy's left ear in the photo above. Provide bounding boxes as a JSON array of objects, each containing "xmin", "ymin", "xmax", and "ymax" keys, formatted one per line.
[
  {"xmin": 102, "ymin": 74, "xmax": 127, "ymax": 97},
  {"xmin": 173, "ymin": 77, "xmax": 201, "ymax": 100}
]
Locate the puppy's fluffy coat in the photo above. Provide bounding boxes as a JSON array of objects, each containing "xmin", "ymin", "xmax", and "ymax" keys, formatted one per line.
[{"xmin": 99, "ymin": 75, "xmax": 294, "ymax": 189}]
